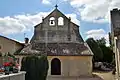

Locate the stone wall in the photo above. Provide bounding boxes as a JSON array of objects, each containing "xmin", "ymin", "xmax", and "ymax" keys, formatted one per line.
[
  {"xmin": 16, "ymin": 56, "xmax": 92, "ymax": 77},
  {"xmin": 47, "ymin": 56, "xmax": 93, "ymax": 77},
  {"xmin": 0, "ymin": 72, "xmax": 26, "ymax": 80},
  {"xmin": 111, "ymin": 8, "xmax": 120, "ymax": 37},
  {"xmin": 31, "ymin": 9, "xmax": 83, "ymax": 44},
  {"xmin": 0, "ymin": 36, "xmax": 23, "ymax": 55}
]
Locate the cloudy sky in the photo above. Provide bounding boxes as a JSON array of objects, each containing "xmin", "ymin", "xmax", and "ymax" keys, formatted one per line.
[{"xmin": 0, "ymin": 0, "xmax": 119, "ymax": 45}]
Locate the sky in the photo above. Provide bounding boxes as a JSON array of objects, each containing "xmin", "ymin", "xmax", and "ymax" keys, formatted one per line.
[{"xmin": 0, "ymin": 0, "xmax": 120, "ymax": 46}]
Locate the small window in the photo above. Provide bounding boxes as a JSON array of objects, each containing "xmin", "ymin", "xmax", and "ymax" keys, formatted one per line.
[
  {"xmin": 49, "ymin": 17, "xmax": 55, "ymax": 26},
  {"xmin": 58, "ymin": 17, "xmax": 64, "ymax": 25}
]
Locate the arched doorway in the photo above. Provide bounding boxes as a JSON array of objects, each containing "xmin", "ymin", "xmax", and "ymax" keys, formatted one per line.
[{"xmin": 51, "ymin": 58, "xmax": 61, "ymax": 75}]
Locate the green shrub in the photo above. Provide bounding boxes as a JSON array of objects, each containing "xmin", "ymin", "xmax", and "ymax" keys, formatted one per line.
[{"xmin": 21, "ymin": 55, "xmax": 49, "ymax": 80}]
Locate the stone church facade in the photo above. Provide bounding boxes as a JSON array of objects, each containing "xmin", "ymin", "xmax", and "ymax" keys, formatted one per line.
[{"xmin": 15, "ymin": 7, "xmax": 93, "ymax": 80}]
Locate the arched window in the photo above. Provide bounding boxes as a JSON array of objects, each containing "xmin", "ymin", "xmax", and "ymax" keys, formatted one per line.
[
  {"xmin": 58, "ymin": 17, "xmax": 64, "ymax": 25},
  {"xmin": 51, "ymin": 58, "xmax": 61, "ymax": 75},
  {"xmin": 49, "ymin": 17, "xmax": 55, "ymax": 26}
]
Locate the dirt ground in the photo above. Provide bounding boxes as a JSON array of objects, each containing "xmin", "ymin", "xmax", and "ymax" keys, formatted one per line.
[{"xmin": 93, "ymin": 71, "xmax": 116, "ymax": 80}]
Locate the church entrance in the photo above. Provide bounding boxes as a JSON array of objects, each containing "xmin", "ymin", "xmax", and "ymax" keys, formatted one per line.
[{"xmin": 51, "ymin": 58, "xmax": 61, "ymax": 75}]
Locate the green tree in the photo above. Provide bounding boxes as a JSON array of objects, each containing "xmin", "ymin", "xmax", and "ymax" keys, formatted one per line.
[
  {"xmin": 86, "ymin": 38, "xmax": 103, "ymax": 62},
  {"xmin": 96, "ymin": 38, "xmax": 114, "ymax": 63},
  {"xmin": 39, "ymin": 55, "xmax": 49, "ymax": 80},
  {"xmin": 21, "ymin": 55, "xmax": 49, "ymax": 80},
  {"xmin": 99, "ymin": 45, "xmax": 114, "ymax": 63},
  {"xmin": 96, "ymin": 37, "xmax": 106, "ymax": 45}
]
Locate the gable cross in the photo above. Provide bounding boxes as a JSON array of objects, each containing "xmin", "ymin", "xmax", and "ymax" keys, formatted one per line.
[{"xmin": 55, "ymin": 4, "xmax": 58, "ymax": 9}]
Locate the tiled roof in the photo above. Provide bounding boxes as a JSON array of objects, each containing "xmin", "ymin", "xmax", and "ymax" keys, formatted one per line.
[
  {"xmin": 15, "ymin": 43, "xmax": 93, "ymax": 56},
  {"xmin": 0, "ymin": 35, "xmax": 24, "ymax": 46}
]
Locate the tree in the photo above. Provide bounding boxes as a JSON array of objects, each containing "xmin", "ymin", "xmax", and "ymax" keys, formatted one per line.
[
  {"xmin": 86, "ymin": 38, "xmax": 103, "ymax": 62},
  {"xmin": 21, "ymin": 55, "xmax": 49, "ymax": 80},
  {"xmin": 39, "ymin": 55, "xmax": 49, "ymax": 80},
  {"xmin": 96, "ymin": 38, "xmax": 114, "ymax": 63},
  {"xmin": 99, "ymin": 45, "xmax": 114, "ymax": 63},
  {"xmin": 96, "ymin": 37, "xmax": 106, "ymax": 45}
]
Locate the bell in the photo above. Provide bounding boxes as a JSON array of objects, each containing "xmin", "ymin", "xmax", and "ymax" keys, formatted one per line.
[{"xmin": 51, "ymin": 20, "xmax": 54, "ymax": 24}]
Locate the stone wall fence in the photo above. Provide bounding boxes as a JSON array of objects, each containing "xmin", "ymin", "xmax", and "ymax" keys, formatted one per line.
[{"xmin": 0, "ymin": 71, "xmax": 26, "ymax": 80}]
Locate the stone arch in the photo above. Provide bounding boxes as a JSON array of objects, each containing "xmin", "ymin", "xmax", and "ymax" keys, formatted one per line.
[
  {"xmin": 49, "ymin": 17, "xmax": 55, "ymax": 26},
  {"xmin": 58, "ymin": 17, "xmax": 64, "ymax": 25},
  {"xmin": 51, "ymin": 58, "xmax": 61, "ymax": 75}
]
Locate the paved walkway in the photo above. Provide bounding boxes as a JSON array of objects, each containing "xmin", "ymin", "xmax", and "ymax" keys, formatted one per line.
[
  {"xmin": 93, "ymin": 71, "xmax": 116, "ymax": 80},
  {"xmin": 47, "ymin": 75, "xmax": 103, "ymax": 80},
  {"xmin": 47, "ymin": 72, "xmax": 118, "ymax": 80}
]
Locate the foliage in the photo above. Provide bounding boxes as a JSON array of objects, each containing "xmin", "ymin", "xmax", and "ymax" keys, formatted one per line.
[
  {"xmin": 0, "ymin": 52, "xmax": 2, "ymax": 57},
  {"xmin": 86, "ymin": 38, "xmax": 103, "ymax": 62},
  {"xmin": 96, "ymin": 37, "xmax": 114, "ymax": 63},
  {"xmin": 3, "ymin": 52, "xmax": 17, "ymax": 62},
  {"xmin": 86, "ymin": 37, "xmax": 114, "ymax": 63},
  {"xmin": 99, "ymin": 45, "xmax": 114, "ymax": 63},
  {"xmin": 21, "ymin": 55, "xmax": 49, "ymax": 80},
  {"xmin": 3, "ymin": 53, "xmax": 19, "ymax": 74},
  {"xmin": 96, "ymin": 37, "xmax": 106, "ymax": 45}
]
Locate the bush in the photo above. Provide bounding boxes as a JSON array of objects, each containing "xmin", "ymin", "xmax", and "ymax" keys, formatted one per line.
[{"xmin": 21, "ymin": 55, "xmax": 49, "ymax": 80}]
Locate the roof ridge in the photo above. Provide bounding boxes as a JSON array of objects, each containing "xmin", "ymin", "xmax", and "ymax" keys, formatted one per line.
[{"xmin": 0, "ymin": 35, "xmax": 24, "ymax": 45}]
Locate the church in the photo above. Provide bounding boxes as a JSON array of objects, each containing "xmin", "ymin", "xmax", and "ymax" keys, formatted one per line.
[{"xmin": 15, "ymin": 6, "xmax": 94, "ymax": 80}]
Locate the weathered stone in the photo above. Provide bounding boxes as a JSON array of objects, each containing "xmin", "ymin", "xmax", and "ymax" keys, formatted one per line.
[
  {"xmin": 16, "ymin": 7, "xmax": 94, "ymax": 80},
  {"xmin": 19, "ymin": 8, "xmax": 92, "ymax": 56}
]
